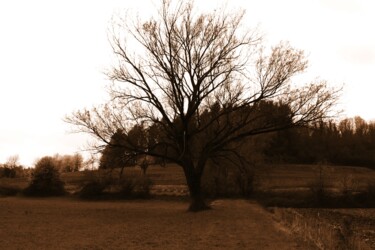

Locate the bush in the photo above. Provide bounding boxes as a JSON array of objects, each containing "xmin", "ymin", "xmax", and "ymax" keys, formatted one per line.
[
  {"xmin": 0, "ymin": 184, "xmax": 21, "ymax": 196},
  {"xmin": 118, "ymin": 178, "xmax": 136, "ymax": 197},
  {"xmin": 360, "ymin": 182, "xmax": 375, "ymax": 206},
  {"xmin": 235, "ymin": 169, "xmax": 255, "ymax": 197},
  {"xmin": 0, "ymin": 167, "xmax": 16, "ymax": 178},
  {"xmin": 118, "ymin": 175, "xmax": 153, "ymax": 198},
  {"xmin": 78, "ymin": 170, "xmax": 111, "ymax": 199},
  {"xmin": 202, "ymin": 164, "xmax": 233, "ymax": 197},
  {"xmin": 202, "ymin": 162, "xmax": 255, "ymax": 198},
  {"xmin": 78, "ymin": 171, "xmax": 153, "ymax": 199},
  {"xmin": 133, "ymin": 176, "xmax": 153, "ymax": 198},
  {"xmin": 308, "ymin": 165, "xmax": 329, "ymax": 205},
  {"xmin": 23, "ymin": 157, "xmax": 65, "ymax": 196},
  {"xmin": 79, "ymin": 180, "xmax": 107, "ymax": 199}
]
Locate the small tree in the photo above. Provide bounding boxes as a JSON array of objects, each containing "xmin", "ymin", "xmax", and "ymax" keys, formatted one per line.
[
  {"xmin": 66, "ymin": 0, "xmax": 340, "ymax": 211},
  {"xmin": 24, "ymin": 156, "xmax": 65, "ymax": 196}
]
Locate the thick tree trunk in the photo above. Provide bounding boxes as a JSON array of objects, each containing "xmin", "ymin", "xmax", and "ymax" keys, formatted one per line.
[{"xmin": 183, "ymin": 163, "xmax": 211, "ymax": 212}]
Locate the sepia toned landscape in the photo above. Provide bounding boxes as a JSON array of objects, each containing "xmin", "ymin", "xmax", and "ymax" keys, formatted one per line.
[{"xmin": 1, "ymin": 0, "xmax": 375, "ymax": 249}]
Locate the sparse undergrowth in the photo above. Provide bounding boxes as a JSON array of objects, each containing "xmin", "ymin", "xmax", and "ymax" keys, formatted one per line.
[
  {"xmin": 202, "ymin": 163, "xmax": 255, "ymax": 199},
  {"xmin": 272, "ymin": 207, "xmax": 375, "ymax": 249},
  {"xmin": 255, "ymin": 164, "xmax": 375, "ymax": 209},
  {"xmin": 255, "ymin": 181, "xmax": 375, "ymax": 208},
  {"xmin": 0, "ymin": 184, "xmax": 22, "ymax": 197},
  {"xmin": 78, "ymin": 170, "xmax": 153, "ymax": 200}
]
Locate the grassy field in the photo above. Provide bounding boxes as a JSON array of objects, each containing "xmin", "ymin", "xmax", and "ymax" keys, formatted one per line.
[
  {"xmin": 60, "ymin": 163, "xmax": 375, "ymax": 196},
  {"xmin": 1, "ymin": 164, "xmax": 374, "ymax": 249},
  {"xmin": 2, "ymin": 163, "xmax": 374, "ymax": 193},
  {"xmin": 254, "ymin": 164, "xmax": 375, "ymax": 192},
  {"xmin": 0, "ymin": 197, "xmax": 314, "ymax": 249}
]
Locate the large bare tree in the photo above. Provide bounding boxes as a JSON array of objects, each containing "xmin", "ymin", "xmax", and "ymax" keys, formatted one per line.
[{"xmin": 66, "ymin": 0, "xmax": 340, "ymax": 211}]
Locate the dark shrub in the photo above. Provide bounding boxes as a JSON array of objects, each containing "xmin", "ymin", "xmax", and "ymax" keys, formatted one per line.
[
  {"xmin": 202, "ymin": 162, "xmax": 255, "ymax": 198},
  {"xmin": 235, "ymin": 169, "xmax": 255, "ymax": 197},
  {"xmin": 361, "ymin": 182, "xmax": 375, "ymax": 206},
  {"xmin": 308, "ymin": 165, "xmax": 330, "ymax": 205},
  {"xmin": 118, "ymin": 178, "xmax": 136, "ymax": 197},
  {"xmin": 77, "ymin": 170, "xmax": 153, "ymax": 199},
  {"xmin": 79, "ymin": 180, "xmax": 107, "ymax": 199},
  {"xmin": 133, "ymin": 176, "xmax": 153, "ymax": 198},
  {"xmin": 0, "ymin": 167, "xmax": 16, "ymax": 178},
  {"xmin": 118, "ymin": 175, "xmax": 153, "ymax": 198},
  {"xmin": 24, "ymin": 156, "xmax": 65, "ymax": 196},
  {"xmin": 308, "ymin": 179, "xmax": 329, "ymax": 205},
  {"xmin": 0, "ymin": 184, "xmax": 21, "ymax": 196},
  {"xmin": 78, "ymin": 170, "xmax": 111, "ymax": 199}
]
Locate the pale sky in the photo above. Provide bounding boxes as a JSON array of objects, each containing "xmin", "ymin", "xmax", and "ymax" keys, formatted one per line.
[{"xmin": 1, "ymin": 0, "xmax": 374, "ymax": 166}]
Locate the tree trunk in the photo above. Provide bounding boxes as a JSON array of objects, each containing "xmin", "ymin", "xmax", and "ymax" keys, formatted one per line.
[{"xmin": 183, "ymin": 163, "xmax": 211, "ymax": 212}]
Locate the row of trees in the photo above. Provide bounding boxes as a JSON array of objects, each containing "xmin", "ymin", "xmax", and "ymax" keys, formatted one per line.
[
  {"xmin": 266, "ymin": 116, "xmax": 375, "ymax": 167},
  {"xmin": 0, "ymin": 155, "xmax": 25, "ymax": 178},
  {"xmin": 0, "ymin": 154, "xmax": 84, "ymax": 178},
  {"xmin": 49, "ymin": 153, "xmax": 84, "ymax": 173},
  {"xmin": 98, "ymin": 107, "xmax": 375, "ymax": 171}
]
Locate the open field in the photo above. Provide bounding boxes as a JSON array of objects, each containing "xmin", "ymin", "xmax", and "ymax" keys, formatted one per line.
[
  {"xmin": 2, "ymin": 163, "xmax": 374, "ymax": 195},
  {"xmin": 254, "ymin": 164, "xmax": 375, "ymax": 192},
  {"xmin": 0, "ymin": 197, "xmax": 315, "ymax": 250},
  {"xmin": 1, "ymin": 164, "xmax": 374, "ymax": 249}
]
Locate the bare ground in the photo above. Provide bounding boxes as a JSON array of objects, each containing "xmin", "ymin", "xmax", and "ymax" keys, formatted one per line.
[{"xmin": 0, "ymin": 197, "xmax": 315, "ymax": 250}]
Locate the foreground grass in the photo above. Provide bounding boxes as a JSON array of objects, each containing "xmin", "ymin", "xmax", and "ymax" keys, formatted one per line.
[
  {"xmin": 272, "ymin": 207, "xmax": 375, "ymax": 249},
  {"xmin": 0, "ymin": 197, "xmax": 313, "ymax": 250},
  {"xmin": 1, "ymin": 164, "xmax": 373, "ymax": 249}
]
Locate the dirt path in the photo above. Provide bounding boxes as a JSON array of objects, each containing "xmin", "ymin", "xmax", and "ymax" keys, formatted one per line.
[{"xmin": 0, "ymin": 197, "xmax": 315, "ymax": 249}]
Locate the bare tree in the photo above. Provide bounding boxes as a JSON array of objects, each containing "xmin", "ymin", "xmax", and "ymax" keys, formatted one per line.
[
  {"xmin": 66, "ymin": 0, "xmax": 340, "ymax": 211},
  {"xmin": 6, "ymin": 155, "xmax": 20, "ymax": 169}
]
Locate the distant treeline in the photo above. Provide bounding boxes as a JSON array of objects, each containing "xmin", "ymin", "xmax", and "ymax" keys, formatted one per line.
[
  {"xmin": 97, "ymin": 99, "xmax": 375, "ymax": 170},
  {"xmin": 0, "ymin": 153, "xmax": 84, "ymax": 178},
  {"xmin": 265, "ymin": 117, "xmax": 375, "ymax": 168}
]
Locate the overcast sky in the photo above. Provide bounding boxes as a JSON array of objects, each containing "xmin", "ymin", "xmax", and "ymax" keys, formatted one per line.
[{"xmin": 1, "ymin": 0, "xmax": 374, "ymax": 166}]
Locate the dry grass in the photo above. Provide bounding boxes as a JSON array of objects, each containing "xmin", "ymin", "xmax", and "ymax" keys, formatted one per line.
[
  {"xmin": 1, "ymin": 164, "xmax": 374, "ymax": 249},
  {"xmin": 3, "ymin": 164, "xmax": 374, "ymax": 197},
  {"xmin": 0, "ymin": 197, "xmax": 314, "ymax": 250},
  {"xmin": 254, "ymin": 164, "xmax": 375, "ymax": 192},
  {"xmin": 273, "ymin": 207, "xmax": 375, "ymax": 249}
]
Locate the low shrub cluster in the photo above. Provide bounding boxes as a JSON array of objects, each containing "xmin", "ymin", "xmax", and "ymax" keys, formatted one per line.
[
  {"xmin": 79, "ymin": 180, "xmax": 107, "ymax": 199},
  {"xmin": 117, "ymin": 176, "xmax": 153, "ymax": 198},
  {"xmin": 202, "ymin": 163, "xmax": 255, "ymax": 198},
  {"xmin": 0, "ymin": 167, "xmax": 16, "ymax": 178},
  {"xmin": 0, "ymin": 184, "xmax": 21, "ymax": 196},
  {"xmin": 78, "ymin": 171, "xmax": 153, "ymax": 200}
]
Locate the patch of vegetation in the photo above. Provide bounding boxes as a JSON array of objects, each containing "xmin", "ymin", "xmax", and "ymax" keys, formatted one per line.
[
  {"xmin": 117, "ymin": 176, "xmax": 153, "ymax": 199},
  {"xmin": 202, "ymin": 163, "xmax": 255, "ymax": 198},
  {"xmin": 255, "ymin": 164, "xmax": 375, "ymax": 208},
  {"xmin": 23, "ymin": 157, "xmax": 65, "ymax": 196},
  {"xmin": 77, "ymin": 170, "xmax": 111, "ymax": 199},
  {"xmin": 0, "ymin": 167, "xmax": 16, "ymax": 178},
  {"xmin": 255, "ymin": 188, "xmax": 375, "ymax": 208},
  {"xmin": 78, "ymin": 170, "xmax": 153, "ymax": 200},
  {"xmin": 0, "ymin": 184, "xmax": 22, "ymax": 196},
  {"xmin": 307, "ymin": 164, "xmax": 330, "ymax": 206},
  {"xmin": 273, "ymin": 208, "xmax": 375, "ymax": 250},
  {"xmin": 79, "ymin": 180, "xmax": 107, "ymax": 199}
]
